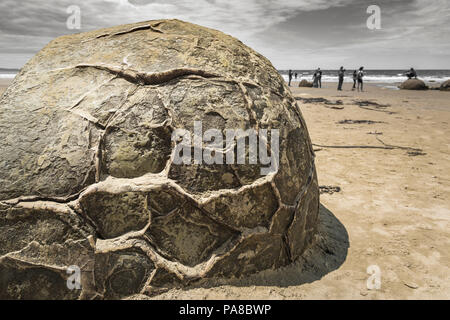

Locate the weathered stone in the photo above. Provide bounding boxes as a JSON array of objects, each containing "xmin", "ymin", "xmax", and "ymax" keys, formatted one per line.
[
  {"xmin": 298, "ymin": 79, "xmax": 314, "ymax": 87},
  {"xmin": 399, "ymin": 79, "xmax": 428, "ymax": 90},
  {"xmin": 0, "ymin": 19, "xmax": 319, "ymax": 299},
  {"xmin": 0, "ymin": 201, "xmax": 94, "ymax": 299},
  {"xmin": 440, "ymin": 79, "xmax": 450, "ymax": 91},
  {"xmin": 94, "ymin": 249, "xmax": 154, "ymax": 299}
]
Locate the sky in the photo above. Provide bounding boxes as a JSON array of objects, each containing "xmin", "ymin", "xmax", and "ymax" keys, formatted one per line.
[{"xmin": 0, "ymin": 0, "xmax": 449, "ymax": 70}]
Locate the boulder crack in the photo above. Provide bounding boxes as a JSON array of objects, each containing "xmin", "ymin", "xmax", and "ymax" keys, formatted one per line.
[{"xmin": 75, "ymin": 64, "xmax": 220, "ymax": 86}]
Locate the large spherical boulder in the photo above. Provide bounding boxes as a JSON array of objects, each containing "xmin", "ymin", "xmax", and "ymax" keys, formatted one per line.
[
  {"xmin": 298, "ymin": 79, "xmax": 314, "ymax": 87},
  {"xmin": 399, "ymin": 79, "xmax": 428, "ymax": 90},
  {"xmin": 440, "ymin": 79, "xmax": 450, "ymax": 91},
  {"xmin": 0, "ymin": 20, "xmax": 319, "ymax": 299}
]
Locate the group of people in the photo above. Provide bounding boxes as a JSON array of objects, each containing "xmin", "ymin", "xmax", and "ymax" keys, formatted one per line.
[
  {"xmin": 338, "ymin": 67, "xmax": 366, "ymax": 92},
  {"xmin": 288, "ymin": 67, "xmax": 365, "ymax": 91},
  {"xmin": 313, "ymin": 68, "xmax": 323, "ymax": 88},
  {"xmin": 323, "ymin": 66, "xmax": 366, "ymax": 92},
  {"xmin": 288, "ymin": 67, "xmax": 419, "ymax": 92}
]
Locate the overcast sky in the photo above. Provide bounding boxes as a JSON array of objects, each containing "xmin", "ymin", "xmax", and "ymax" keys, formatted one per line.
[{"xmin": 0, "ymin": 0, "xmax": 449, "ymax": 69}]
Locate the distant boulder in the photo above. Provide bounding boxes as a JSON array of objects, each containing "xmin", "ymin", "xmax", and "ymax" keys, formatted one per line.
[
  {"xmin": 440, "ymin": 79, "xmax": 450, "ymax": 91},
  {"xmin": 399, "ymin": 79, "xmax": 428, "ymax": 90},
  {"xmin": 298, "ymin": 79, "xmax": 313, "ymax": 87}
]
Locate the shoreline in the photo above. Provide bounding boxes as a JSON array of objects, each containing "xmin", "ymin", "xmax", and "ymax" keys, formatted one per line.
[
  {"xmin": 1, "ymin": 79, "xmax": 447, "ymax": 94},
  {"xmin": 1, "ymin": 78, "xmax": 447, "ymax": 95},
  {"xmin": 288, "ymin": 80, "xmax": 444, "ymax": 91}
]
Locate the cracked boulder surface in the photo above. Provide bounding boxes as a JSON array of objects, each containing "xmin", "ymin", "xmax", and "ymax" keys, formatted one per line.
[{"xmin": 0, "ymin": 19, "xmax": 319, "ymax": 299}]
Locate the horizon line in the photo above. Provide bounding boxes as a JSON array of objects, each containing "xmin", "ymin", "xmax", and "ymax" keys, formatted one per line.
[{"xmin": 2, "ymin": 67, "xmax": 450, "ymax": 72}]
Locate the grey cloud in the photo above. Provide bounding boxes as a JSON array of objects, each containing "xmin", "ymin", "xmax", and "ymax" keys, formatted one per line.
[{"xmin": 0, "ymin": 0, "xmax": 448, "ymax": 69}]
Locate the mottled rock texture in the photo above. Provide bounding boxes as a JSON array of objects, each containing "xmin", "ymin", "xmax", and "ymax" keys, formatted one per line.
[
  {"xmin": 298, "ymin": 79, "xmax": 313, "ymax": 87},
  {"xmin": 0, "ymin": 20, "xmax": 319, "ymax": 299},
  {"xmin": 399, "ymin": 79, "xmax": 428, "ymax": 90},
  {"xmin": 440, "ymin": 79, "xmax": 450, "ymax": 91}
]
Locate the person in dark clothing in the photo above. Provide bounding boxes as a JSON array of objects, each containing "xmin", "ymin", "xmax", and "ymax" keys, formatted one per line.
[
  {"xmin": 357, "ymin": 67, "xmax": 364, "ymax": 92},
  {"xmin": 288, "ymin": 69, "xmax": 293, "ymax": 86},
  {"xmin": 337, "ymin": 66, "xmax": 346, "ymax": 91},
  {"xmin": 316, "ymin": 68, "xmax": 322, "ymax": 88},
  {"xmin": 295, "ymin": 72, "xmax": 298, "ymax": 80},
  {"xmin": 352, "ymin": 70, "xmax": 357, "ymax": 90},
  {"xmin": 312, "ymin": 70, "xmax": 319, "ymax": 88},
  {"xmin": 405, "ymin": 68, "xmax": 417, "ymax": 79}
]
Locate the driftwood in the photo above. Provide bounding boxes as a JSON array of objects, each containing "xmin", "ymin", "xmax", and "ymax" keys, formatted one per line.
[
  {"xmin": 375, "ymin": 137, "xmax": 426, "ymax": 156},
  {"xmin": 295, "ymin": 97, "xmax": 344, "ymax": 110},
  {"xmin": 337, "ymin": 120, "xmax": 384, "ymax": 125},
  {"xmin": 312, "ymin": 137, "xmax": 424, "ymax": 156},
  {"xmin": 319, "ymin": 186, "xmax": 341, "ymax": 195},
  {"xmin": 353, "ymin": 100, "xmax": 396, "ymax": 114}
]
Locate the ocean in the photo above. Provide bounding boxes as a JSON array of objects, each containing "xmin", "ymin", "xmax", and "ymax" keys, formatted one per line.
[
  {"xmin": 2, "ymin": 68, "xmax": 449, "ymax": 84},
  {"xmin": 279, "ymin": 69, "xmax": 450, "ymax": 84},
  {"xmin": 0, "ymin": 68, "xmax": 19, "ymax": 79}
]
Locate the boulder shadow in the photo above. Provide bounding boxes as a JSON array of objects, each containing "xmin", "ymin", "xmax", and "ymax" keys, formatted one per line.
[{"xmin": 192, "ymin": 203, "xmax": 349, "ymax": 289}]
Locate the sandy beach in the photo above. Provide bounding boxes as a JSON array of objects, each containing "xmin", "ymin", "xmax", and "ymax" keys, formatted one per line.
[
  {"xmin": 151, "ymin": 81, "xmax": 449, "ymax": 300},
  {"xmin": 0, "ymin": 79, "xmax": 11, "ymax": 94},
  {"xmin": 1, "ymin": 79, "xmax": 449, "ymax": 299}
]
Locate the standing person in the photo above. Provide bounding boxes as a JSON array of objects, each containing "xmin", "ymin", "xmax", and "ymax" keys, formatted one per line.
[
  {"xmin": 357, "ymin": 67, "xmax": 364, "ymax": 92},
  {"xmin": 337, "ymin": 66, "xmax": 346, "ymax": 91},
  {"xmin": 288, "ymin": 69, "xmax": 293, "ymax": 86},
  {"xmin": 295, "ymin": 72, "xmax": 298, "ymax": 80},
  {"xmin": 352, "ymin": 70, "xmax": 357, "ymax": 90},
  {"xmin": 316, "ymin": 68, "xmax": 322, "ymax": 88},
  {"xmin": 312, "ymin": 70, "xmax": 319, "ymax": 88}
]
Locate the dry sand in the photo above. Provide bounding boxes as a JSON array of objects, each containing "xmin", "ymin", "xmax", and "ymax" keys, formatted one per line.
[
  {"xmin": 1, "ymin": 79, "xmax": 449, "ymax": 299},
  {"xmin": 0, "ymin": 79, "xmax": 11, "ymax": 95}
]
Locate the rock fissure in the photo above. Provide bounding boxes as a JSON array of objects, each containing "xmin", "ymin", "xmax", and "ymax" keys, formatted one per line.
[{"xmin": 75, "ymin": 64, "xmax": 220, "ymax": 87}]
